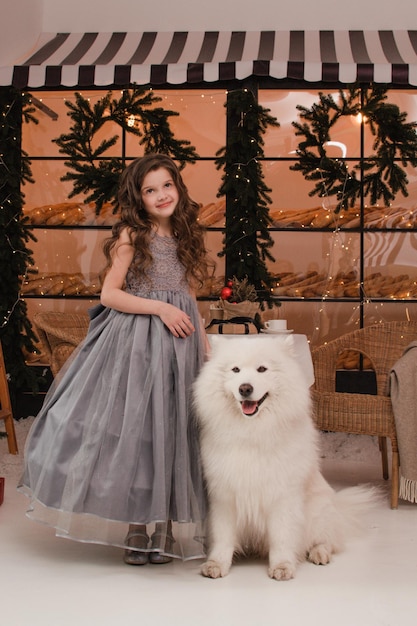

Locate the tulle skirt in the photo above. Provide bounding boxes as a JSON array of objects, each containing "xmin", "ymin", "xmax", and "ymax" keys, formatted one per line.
[{"xmin": 18, "ymin": 292, "xmax": 207, "ymax": 560}]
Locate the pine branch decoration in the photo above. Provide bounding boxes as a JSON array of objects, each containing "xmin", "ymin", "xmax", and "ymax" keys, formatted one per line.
[
  {"xmin": 230, "ymin": 276, "xmax": 258, "ymax": 303},
  {"xmin": 53, "ymin": 87, "xmax": 200, "ymax": 212},
  {"xmin": 0, "ymin": 88, "xmax": 39, "ymax": 402},
  {"xmin": 291, "ymin": 85, "xmax": 417, "ymax": 211},
  {"xmin": 216, "ymin": 89, "xmax": 280, "ymax": 306}
]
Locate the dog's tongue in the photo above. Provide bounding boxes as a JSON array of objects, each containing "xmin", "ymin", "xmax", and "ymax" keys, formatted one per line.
[{"xmin": 241, "ymin": 400, "xmax": 258, "ymax": 415}]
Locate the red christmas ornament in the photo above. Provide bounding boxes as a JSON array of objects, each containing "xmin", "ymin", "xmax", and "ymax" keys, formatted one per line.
[
  {"xmin": 220, "ymin": 286, "xmax": 233, "ymax": 300},
  {"xmin": 226, "ymin": 279, "xmax": 233, "ymax": 287}
]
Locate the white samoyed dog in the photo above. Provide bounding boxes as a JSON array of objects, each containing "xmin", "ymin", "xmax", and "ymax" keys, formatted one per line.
[{"xmin": 193, "ymin": 335, "xmax": 379, "ymax": 580}]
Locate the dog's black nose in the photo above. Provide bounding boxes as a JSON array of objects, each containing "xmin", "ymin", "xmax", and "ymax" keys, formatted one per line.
[{"xmin": 239, "ymin": 383, "xmax": 253, "ymax": 398}]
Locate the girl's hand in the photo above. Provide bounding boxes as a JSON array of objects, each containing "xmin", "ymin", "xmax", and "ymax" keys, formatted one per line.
[{"xmin": 159, "ymin": 303, "xmax": 195, "ymax": 338}]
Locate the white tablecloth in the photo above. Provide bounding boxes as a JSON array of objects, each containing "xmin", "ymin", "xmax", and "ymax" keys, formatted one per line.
[{"xmin": 207, "ymin": 333, "xmax": 314, "ymax": 387}]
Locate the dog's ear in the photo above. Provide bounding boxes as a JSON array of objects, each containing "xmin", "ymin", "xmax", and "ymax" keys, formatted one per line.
[
  {"xmin": 282, "ymin": 334, "xmax": 296, "ymax": 355},
  {"xmin": 207, "ymin": 335, "xmax": 221, "ymax": 356}
]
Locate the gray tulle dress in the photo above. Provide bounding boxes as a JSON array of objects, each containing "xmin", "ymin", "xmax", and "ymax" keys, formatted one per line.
[{"xmin": 18, "ymin": 233, "xmax": 207, "ymax": 560}]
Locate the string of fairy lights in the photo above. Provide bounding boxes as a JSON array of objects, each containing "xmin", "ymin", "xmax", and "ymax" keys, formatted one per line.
[
  {"xmin": 0, "ymin": 203, "xmax": 32, "ymax": 329},
  {"xmin": 2, "ymin": 89, "xmax": 416, "ymax": 338},
  {"xmin": 308, "ymin": 160, "xmax": 414, "ymax": 344},
  {"xmin": 1, "ymin": 98, "xmax": 27, "ymax": 329}
]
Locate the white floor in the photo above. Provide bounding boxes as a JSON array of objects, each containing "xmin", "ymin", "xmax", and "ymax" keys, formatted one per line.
[{"xmin": 1, "ymin": 420, "xmax": 417, "ymax": 626}]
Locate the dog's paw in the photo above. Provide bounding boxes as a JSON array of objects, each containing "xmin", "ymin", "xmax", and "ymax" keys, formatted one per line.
[
  {"xmin": 268, "ymin": 561, "xmax": 296, "ymax": 581},
  {"xmin": 307, "ymin": 543, "xmax": 332, "ymax": 565},
  {"xmin": 201, "ymin": 559, "xmax": 230, "ymax": 579}
]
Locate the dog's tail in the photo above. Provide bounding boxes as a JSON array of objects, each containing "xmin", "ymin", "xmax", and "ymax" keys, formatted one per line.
[
  {"xmin": 306, "ymin": 484, "xmax": 383, "ymax": 564},
  {"xmin": 333, "ymin": 484, "xmax": 384, "ymax": 536}
]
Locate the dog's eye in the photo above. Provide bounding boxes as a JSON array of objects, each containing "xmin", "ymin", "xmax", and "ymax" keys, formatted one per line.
[
  {"xmin": 232, "ymin": 366, "xmax": 240, "ymax": 373},
  {"xmin": 257, "ymin": 366, "xmax": 267, "ymax": 373}
]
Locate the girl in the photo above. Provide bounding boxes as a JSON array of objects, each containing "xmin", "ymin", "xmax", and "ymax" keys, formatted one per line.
[{"xmin": 19, "ymin": 154, "xmax": 212, "ymax": 565}]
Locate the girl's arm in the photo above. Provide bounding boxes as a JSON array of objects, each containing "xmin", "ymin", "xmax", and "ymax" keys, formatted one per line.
[{"xmin": 100, "ymin": 228, "xmax": 195, "ymax": 338}]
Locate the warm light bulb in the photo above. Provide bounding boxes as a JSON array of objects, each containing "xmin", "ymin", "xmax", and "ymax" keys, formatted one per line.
[{"xmin": 354, "ymin": 113, "xmax": 367, "ymax": 124}]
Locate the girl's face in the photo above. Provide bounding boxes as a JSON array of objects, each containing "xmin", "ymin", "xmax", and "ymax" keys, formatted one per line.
[{"xmin": 140, "ymin": 167, "xmax": 179, "ymax": 225}]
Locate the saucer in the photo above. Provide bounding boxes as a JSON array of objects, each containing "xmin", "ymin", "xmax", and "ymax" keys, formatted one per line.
[{"xmin": 261, "ymin": 329, "xmax": 294, "ymax": 334}]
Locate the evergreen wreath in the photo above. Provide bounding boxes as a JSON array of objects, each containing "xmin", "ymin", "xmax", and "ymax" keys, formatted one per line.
[
  {"xmin": 291, "ymin": 85, "xmax": 417, "ymax": 212},
  {"xmin": 53, "ymin": 87, "xmax": 200, "ymax": 212}
]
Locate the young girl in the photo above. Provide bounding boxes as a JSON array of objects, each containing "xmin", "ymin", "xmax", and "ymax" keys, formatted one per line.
[{"xmin": 19, "ymin": 153, "xmax": 211, "ymax": 565}]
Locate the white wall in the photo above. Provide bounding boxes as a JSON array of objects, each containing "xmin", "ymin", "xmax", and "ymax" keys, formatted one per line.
[
  {"xmin": 1, "ymin": 0, "xmax": 417, "ymax": 66},
  {"xmin": 41, "ymin": 0, "xmax": 417, "ymax": 31},
  {"xmin": 0, "ymin": 0, "xmax": 42, "ymax": 65}
]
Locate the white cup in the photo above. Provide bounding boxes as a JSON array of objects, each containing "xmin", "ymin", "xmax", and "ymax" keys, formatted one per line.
[{"xmin": 265, "ymin": 319, "xmax": 287, "ymax": 331}]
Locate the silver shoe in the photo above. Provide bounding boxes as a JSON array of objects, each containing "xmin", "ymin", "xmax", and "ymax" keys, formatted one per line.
[
  {"xmin": 123, "ymin": 531, "xmax": 149, "ymax": 566},
  {"xmin": 149, "ymin": 522, "xmax": 175, "ymax": 564}
]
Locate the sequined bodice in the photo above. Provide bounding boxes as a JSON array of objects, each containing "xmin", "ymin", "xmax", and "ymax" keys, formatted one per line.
[{"xmin": 125, "ymin": 233, "xmax": 189, "ymax": 296}]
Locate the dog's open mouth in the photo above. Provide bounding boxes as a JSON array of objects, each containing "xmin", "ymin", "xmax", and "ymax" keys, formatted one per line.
[{"xmin": 240, "ymin": 393, "xmax": 268, "ymax": 416}]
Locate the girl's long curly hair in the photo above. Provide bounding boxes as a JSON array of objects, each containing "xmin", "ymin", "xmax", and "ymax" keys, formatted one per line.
[{"xmin": 103, "ymin": 154, "xmax": 212, "ymax": 289}]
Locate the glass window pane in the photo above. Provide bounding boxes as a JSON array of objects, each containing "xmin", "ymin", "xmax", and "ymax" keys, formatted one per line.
[
  {"xmin": 364, "ymin": 232, "xmax": 417, "ymax": 300},
  {"xmin": 181, "ymin": 159, "xmax": 223, "ymax": 210},
  {"xmin": 268, "ymin": 231, "xmax": 360, "ymax": 299},
  {"xmin": 259, "ymin": 89, "xmax": 364, "ymax": 159},
  {"xmin": 22, "ymin": 229, "xmax": 107, "ymax": 295},
  {"xmin": 22, "ymin": 90, "xmax": 122, "ymax": 158},
  {"xmin": 125, "ymin": 89, "xmax": 227, "ymax": 159},
  {"xmin": 274, "ymin": 300, "xmax": 361, "ymax": 347},
  {"xmin": 23, "ymin": 161, "xmax": 118, "ymax": 226}
]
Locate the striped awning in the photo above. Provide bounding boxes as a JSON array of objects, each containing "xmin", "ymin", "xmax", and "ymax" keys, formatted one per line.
[{"xmin": 2, "ymin": 30, "xmax": 417, "ymax": 89}]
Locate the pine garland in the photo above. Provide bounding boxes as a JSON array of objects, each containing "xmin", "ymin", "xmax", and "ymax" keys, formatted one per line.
[
  {"xmin": 215, "ymin": 89, "xmax": 280, "ymax": 306},
  {"xmin": 53, "ymin": 87, "xmax": 200, "ymax": 212},
  {"xmin": 291, "ymin": 85, "xmax": 417, "ymax": 211},
  {"xmin": 0, "ymin": 88, "xmax": 39, "ymax": 403}
]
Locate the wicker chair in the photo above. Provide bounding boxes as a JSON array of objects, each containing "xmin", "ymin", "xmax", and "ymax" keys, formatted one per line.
[
  {"xmin": 311, "ymin": 321, "xmax": 417, "ymax": 509},
  {"xmin": 33, "ymin": 311, "xmax": 90, "ymax": 377}
]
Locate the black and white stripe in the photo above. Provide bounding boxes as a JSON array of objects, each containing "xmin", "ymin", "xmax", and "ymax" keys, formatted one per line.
[{"xmin": 1, "ymin": 30, "xmax": 417, "ymax": 88}]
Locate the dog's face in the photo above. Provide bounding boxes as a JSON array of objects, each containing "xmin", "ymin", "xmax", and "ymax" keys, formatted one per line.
[
  {"xmin": 195, "ymin": 336, "xmax": 309, "ymax": 423},
  {"xmin": 223, "ymin": 360, "xmax": 273, "ymax": 419}
]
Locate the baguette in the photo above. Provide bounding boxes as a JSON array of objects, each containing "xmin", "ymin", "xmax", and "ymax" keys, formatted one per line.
[
  {"xmin": 274, "ymin": 271, "xmax": 319, "ymax": 288},
  {"xmin": 199, "ymin": 200, "xmax": 225, "ymax": 226}
]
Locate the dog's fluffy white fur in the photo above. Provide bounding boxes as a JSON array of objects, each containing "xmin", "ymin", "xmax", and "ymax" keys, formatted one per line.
[{"xmin": 193, "ymin": 336, "xmax": 379, "ymax": 580}]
